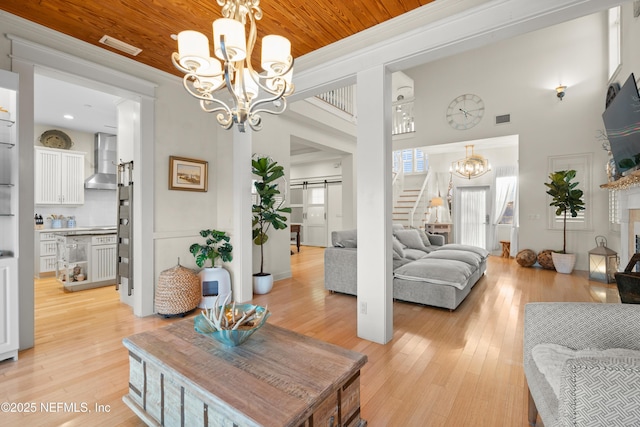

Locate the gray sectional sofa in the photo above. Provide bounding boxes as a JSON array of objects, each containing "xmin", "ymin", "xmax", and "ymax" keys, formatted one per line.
[
  {"xmin": 524, "ymin": 303, "xmax": 640, "ymax": 426},
  {"xmin": 324, "ymin": 227, "xmax": 488, "ymax": 310}
]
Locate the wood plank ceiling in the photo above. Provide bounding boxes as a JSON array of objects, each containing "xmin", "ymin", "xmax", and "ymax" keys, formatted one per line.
[{"xmin": 0, "ymin": 0, "xmax": 434, "ymax": 77}]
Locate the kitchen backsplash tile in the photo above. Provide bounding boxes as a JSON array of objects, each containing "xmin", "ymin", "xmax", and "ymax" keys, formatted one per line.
[{"xmin": 37, "ymin": 189, "xmax": 117, "ymax": 228}]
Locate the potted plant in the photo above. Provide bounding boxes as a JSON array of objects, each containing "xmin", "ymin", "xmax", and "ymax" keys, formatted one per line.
[
  {"xmin": 544, "ymin": 170, "xmax": 585, "ymax": 274},
  {"xmin": 252, "ymin": 156, "xmax": 291, "ymax": 294},
  {"xmin": 189, "ymin": 229, "xmax": 233, "ymax": 307}
]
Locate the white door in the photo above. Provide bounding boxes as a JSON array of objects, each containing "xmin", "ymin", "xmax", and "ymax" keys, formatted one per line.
[
  {"xmin": 454, "ymin": 186, "xmax": 490, "ymax": 249},
  {"xmin": 303, "ymin": 185, "xmax": 327, "ymax": 246},
  {"xmin": 327, "ymin": 183, "xmax": 342, "ymax": 245}
]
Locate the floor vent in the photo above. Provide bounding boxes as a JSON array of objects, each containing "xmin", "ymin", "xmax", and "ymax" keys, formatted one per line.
[
  {"xmin": 495, "ymin": 114, "xmax": 511, "ymax": 125},
  {"xmin": 99, "ymin": 35, "xmax": 142, "ymax": 56}
]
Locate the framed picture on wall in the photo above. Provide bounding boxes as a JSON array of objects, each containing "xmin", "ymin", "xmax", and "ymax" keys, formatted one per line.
[{"xmin": 169, "ymin": 156, "xmax": 208, "ymax": 192}]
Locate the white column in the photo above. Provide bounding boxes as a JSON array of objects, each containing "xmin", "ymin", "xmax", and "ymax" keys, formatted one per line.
[
  {"xmin": 132, "ymin": 96, "xmax": 155, "ymax": 316},
  {"xmin": 341, "ymin": 154, "xmax": 356, "ymax": 229},
  {"xmin": 356, "ymin": 65, "xmax": 393, "ymax": 344},
  {"xmin": 230, "ymin": 127, "xmax": 254, "ymax": 302}
]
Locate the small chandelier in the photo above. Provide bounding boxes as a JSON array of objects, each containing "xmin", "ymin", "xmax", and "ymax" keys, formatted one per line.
[
  {"xmin": 171, "ymin": 0, "xmax": 294, "ymax": 132},
  {"xmin": 450, "ymin": 145, "xmax": 491, "ymax": 179}
]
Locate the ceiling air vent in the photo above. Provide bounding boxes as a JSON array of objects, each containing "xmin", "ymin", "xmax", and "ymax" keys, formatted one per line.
[
  {"xmin": 495, "ymin": 114, "xmax": 511, "ymax": 125},
  {"xmin": 99, "ymin": 35, "xmax": 142, "ymax": 56}
]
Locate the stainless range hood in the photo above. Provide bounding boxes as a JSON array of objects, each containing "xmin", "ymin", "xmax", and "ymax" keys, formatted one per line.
[{"xmin": 85, "ymin": 132, "xmax": 117, "ymax": 190}]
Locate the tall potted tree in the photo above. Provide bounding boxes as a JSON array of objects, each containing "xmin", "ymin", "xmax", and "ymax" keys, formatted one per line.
[
  {"xmin": 189, "ymin": 229, "xmax": 233, "ymax": 307},
  {"xmin": 252, "ymin": 156, "xmax": 291, "ymax": 294},
  {"xmin": 544, "ymin": 170, "xmax": 585, "ymax": 274}
]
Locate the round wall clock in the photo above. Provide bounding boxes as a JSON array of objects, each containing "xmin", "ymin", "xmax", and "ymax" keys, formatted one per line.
[{"xmin": 446, "ymin": 94, "xmax": 485, "ymax": 130}]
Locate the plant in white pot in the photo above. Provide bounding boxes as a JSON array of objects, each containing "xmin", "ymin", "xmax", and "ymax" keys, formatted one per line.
[
  {"xmin": 544, "ymin": 170, "xmax": 585, "ymax": 274},
  {"xmin": 189, "ymin": 229, "xmax": 233, "ymax": 307},
  {"xmin": 252, "ymin": 156, "xmax": 291, "ymax": 294}
]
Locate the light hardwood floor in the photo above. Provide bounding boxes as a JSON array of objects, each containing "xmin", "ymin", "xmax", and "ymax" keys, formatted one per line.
[{"xmin": 0, "ymin": 247, "xmax": 620, "ymax": 426}]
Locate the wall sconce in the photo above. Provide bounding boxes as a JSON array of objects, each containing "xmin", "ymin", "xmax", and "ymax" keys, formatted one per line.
[{"xmin": 556, "ymin": 85, "xmax": 567, "ymax": 100}]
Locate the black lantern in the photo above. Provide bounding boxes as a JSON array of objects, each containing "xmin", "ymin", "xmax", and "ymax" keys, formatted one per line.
[{"xmin": 589, "ymin": 236, "xmax": 618, "ymax": 283}]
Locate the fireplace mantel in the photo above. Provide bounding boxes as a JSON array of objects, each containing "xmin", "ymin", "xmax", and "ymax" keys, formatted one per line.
[{"xmin": 600, "ymin": 170, "xmax": 640, "ymax": 190}]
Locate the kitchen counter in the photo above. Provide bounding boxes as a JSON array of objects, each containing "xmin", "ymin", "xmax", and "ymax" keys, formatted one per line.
[
  {"xmin": 37, "ymin": 225, "xmax": 116, "ymax": 233},
  {"xmin": 52, "ymin": 227, "xmax": 116, "ymax": 236},
  {"xmin": 34, "ymin": 225, "xmax": 117, "ymax": 287}
]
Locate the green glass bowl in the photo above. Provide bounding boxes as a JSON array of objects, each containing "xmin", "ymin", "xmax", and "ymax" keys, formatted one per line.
[{"xmin": 194, "ymin": 304, "xmax": 270, "ymax": 347}]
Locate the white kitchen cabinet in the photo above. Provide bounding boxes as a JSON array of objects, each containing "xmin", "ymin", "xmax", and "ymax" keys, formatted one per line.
[
  {"xmin": 35, "ymin": 147, "xmax": 85, "ymax": 205},
  {"xmin": 0, "ymin": 70, "xmax": 17, "ymax": 259},
  {"xmin": 0, "ymin": 257, "xmax": 18, "ymax": 362},
  {"xmin": 0, "ymin": 70, "xmax": 18, "ymax": 362},
  {"xmin": 90, "ymin": 234, "xmax": 117, "ymax": 283},
  {"xmin": 34, "ymin": 231, "xmax": 58, "ymax": 277}
]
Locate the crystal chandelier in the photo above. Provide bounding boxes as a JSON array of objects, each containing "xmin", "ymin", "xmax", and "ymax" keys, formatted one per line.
[
  {"xmin": 451, "ymin": 145, "xmax": 491, "ymax": 179},
  {"xmin": 171, "ymin": 0, "xmax": 294, "ymax": 132}
]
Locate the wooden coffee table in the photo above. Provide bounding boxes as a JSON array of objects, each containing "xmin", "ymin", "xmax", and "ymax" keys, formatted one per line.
[{"xmin": 123, "ymin": 319, "xmax": 367, "ymax": 426}]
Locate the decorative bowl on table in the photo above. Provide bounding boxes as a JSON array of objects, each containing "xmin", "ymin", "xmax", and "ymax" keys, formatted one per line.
[{"xmin": 194, "ymin": 303, "xmax": 270, "ymax": 347}]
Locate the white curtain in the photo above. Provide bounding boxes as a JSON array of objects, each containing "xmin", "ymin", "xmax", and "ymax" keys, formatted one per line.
[
  {"xmin": 436, "ymin": 172, "xmax": 452, "ymax": 224},
  {"xmin": 489, "ymin": 165, "xmax": 518, "ymax": 252},
  {"xmin": 456, "ymin": 187, "xmax": 486, "ymax": 248},
  {"xmin": 425, "ymin": 172, "xmax": 452, "ymax": 224}
]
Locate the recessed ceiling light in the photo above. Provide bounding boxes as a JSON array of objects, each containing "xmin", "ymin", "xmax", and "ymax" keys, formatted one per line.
[{"xmin": 64, "ymin": 114, "xmax": 74, "ymax": 120}]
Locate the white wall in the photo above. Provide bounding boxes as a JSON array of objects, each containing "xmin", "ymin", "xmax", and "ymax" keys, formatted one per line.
[
  {"xmin": 620, "ymin": 3, "xmax": 640, "ymax": 80},
  {"xmin": 393, "ymin": 12, "xmax": 613, "ymax": 270},
  {"xmin": 290, "ymin": 159, "xmax": 342, "ymax": 182}
]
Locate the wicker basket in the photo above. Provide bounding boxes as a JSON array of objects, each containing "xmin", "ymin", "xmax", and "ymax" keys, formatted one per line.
[{"xmin": 155, "ymin": 262, "xmax": 201, "ymax": 317}]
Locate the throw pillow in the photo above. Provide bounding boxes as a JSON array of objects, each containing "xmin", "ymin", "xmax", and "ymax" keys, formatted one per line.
[
  {"xmin": 532, "ymin": 343, "xmax": 640, "ymax": 398},
  {"xmin": 414, "ymin": 227, "xmax": 436, "ymax": 250},
  {"xmin": 335, "ymin": 239, "xmax": 357, "ymax": 248},
  {"xmin": 392, "ymin": 236, "xmax": 405, "ymax": 258},
  {"xmin": 394, "ymin": 229, "xmax": 429, "ymax": 251}
]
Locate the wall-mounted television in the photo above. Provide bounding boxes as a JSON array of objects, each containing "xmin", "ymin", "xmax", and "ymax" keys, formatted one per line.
[{"xmin": 603, "ymin": 73, "xmax": 640, "ymax": 174}]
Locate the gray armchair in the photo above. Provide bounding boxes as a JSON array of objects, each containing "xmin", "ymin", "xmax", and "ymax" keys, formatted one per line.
[{"xmin": 524, "ymin": 303, "xmax": 640, "ymax": 426}]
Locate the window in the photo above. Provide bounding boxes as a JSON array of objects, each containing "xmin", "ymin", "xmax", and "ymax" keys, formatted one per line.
[
  {"xmin": 393, "ymin": 148, "xmax": 427, "ymax": 173},
  {"xmin": 608, "ymin": 6, "xmax": 621, "ymax": 81},
  {"xmin": 309, "ymin": 187, "xmax": 325, "ymax": 205},
  {"xmin": 499, "ymin": 201, "xmax": 514, "ymax": 224},
  {"xmin": 494, "ymin": 174, "xmax": 516, "ymax": 225}
]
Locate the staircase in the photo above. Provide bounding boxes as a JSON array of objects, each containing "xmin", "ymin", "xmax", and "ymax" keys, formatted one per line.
[{"xmin": 392, "ymin": 188, "xmax": 422, "ymax": 228}]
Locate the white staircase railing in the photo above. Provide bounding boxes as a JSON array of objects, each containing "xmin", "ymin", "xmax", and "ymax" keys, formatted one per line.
[
  {"xmin": 312, "ymin": 86, "xmax": 416, "ymax": 136},
  {"xmin": 409, "ymin": 169, "xmax": 431, "ymax": 228},
  {"xmin": 392, "ymin": 151, "xmax": 404, "ymax": 208},
  {"xmin": 315, "ymin": 86, "xmax": 356, "ymax": 116},
  {"xmin": 392, "ymin": 99, "xmax": 415, "ymax": 135}
]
